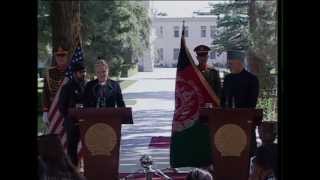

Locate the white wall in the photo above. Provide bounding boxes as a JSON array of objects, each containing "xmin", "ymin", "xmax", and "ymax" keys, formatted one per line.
[{"xmin": 152, "ymin": 16, "xmax": 227, "ymax": 68}]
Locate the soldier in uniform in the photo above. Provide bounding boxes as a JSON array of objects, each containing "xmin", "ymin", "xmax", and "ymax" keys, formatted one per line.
[
  {"xmin": 42, "ymin": 45, "xmax": 69, "ymax": 125},
  {"xmin": 194, "ymin": 45, "xmax": 221, "ymax": 98},
  {"xmin": 83, "ymin": 59, "xmax": 125, "ymax": 108},
  {"xmin": 58, "ymin": 62, "xmax": 87, "ymax": 166},
  {"xmin": 221, "ymin": 50, "xmax": 260, "ymax": 157},
  {"xmin": 184, "ymin": 45, "xmax": 221, "ymax": 169}
]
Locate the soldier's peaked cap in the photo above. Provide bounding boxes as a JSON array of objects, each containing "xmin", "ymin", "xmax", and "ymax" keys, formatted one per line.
[{"xmin": 194, "ymin": 45, "xmax": 211, "ymax": 56}]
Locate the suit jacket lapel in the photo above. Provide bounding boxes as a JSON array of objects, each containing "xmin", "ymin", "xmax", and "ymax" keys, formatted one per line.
[
  {"xmin": 92, "ymin": 80, "xmax": 99, "ymax": 99},
  {"xmin": 105, "ymin": 79, "xmax": 114, "ymax": 100}
]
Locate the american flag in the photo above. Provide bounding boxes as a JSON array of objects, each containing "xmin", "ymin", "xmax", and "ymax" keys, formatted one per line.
[
  {"xmin": 65, "ymin": 46, "xmax": 84, "ymax": 79},
  {"xmin": 47, "ymin": 44, "xmax": 84, "ymax": 160}
]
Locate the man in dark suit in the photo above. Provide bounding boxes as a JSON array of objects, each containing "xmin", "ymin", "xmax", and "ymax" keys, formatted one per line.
[
  {"xmin": 58, "ymin": 62, "xmax": 87, "ymax": 166},
  {"xmin": 221, "ymin": 50, "xmax": 260, "ymax": 157},
  {"xmin": 83, "ymin": 59, "xmax": 125, "ymax": 108},
  {"xmin": 194, "ymin": 45, "xmax": 221, "ymax": 97}
]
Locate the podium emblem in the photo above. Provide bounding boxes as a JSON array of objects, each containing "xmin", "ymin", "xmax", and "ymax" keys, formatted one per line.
[
  {"xmin": 84, "ymin": 122, "xmax": 117, "ymax": 156},
  {"xmin": 214, "ymin": 124, "xmax": 247, "ymax": 157}
]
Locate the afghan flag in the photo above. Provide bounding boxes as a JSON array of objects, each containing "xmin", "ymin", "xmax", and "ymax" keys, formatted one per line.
[{"xmin": 170, "ymin": 21, "xmax": 220, "ymax": 168}]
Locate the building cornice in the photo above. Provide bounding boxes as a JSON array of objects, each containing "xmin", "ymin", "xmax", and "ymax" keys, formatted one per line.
[{"xmin": 152, "ymin": 16, "xmax": 217, "ymax": 23}]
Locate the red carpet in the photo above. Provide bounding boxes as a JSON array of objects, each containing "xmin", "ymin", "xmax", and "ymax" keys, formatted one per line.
[
  {"xmin": 119, "ymin": 172, "xmax": 187, "ymax": 179},
  {"xmin": 149, "ymin": 136, "xmax": 171, "ymax": 148}
]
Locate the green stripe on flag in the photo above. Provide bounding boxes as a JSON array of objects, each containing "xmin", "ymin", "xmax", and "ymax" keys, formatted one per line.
[{"xmin": 170, "ymin": 121, "xmax": 213, "ymax": 168}]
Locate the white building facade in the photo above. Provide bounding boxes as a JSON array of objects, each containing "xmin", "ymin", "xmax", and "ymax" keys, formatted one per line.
[{"xmin": 152, "ymin": 16, "xmax": 227, "ymax": 68}]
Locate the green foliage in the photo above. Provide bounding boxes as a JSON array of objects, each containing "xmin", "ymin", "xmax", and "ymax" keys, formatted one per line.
[
  {"xmin": 38, "ymin": 89, "xmax": 43, "ymax": 112},
  {"xmin": 38, "ymin": 0, "xmax": 52, "ymax": 64},
  {"xmin": 210, "ymin": 0, "xmax": 277, "ymax": 91},
  {"xmin": 210, "ymin": 0, "xmax": 277, "ymax": 62},
  {"xmin": 38, "ymin": 0, "xmax": 150, "ymax": 77},
  {"xmin": 249, "ymin": 1, "xmax": 277, "ymax": 91},
  {"xmin": 38, "ymin": 113, "xmax": 46, "ymax": 134},
  {"xmin": 256, "ymin": 96, "xmax": 277, "ymax": 122},
  {"xmin": 256, "ymin": 88, "xmax": 277, "ymax": 122},
  {"xmin": 249, "ymin": 0, "xmax": 277, "ymax": 68},
  {"xmin": 108, "ymin": 56, "xmax": 124, "ymax": 77},
  {"xmin": 80, "ymin": 1, "xmax": 150, "ymax": 76},
  {"xmin": 210, "ymin": 0, "xmax": 249, "ymax": 54}
]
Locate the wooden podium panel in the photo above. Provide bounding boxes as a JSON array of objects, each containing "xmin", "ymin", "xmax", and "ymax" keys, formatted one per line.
[
  {"xmin": 69, "ymin": 107, "xmax": 133, "ymax": 124},
  {"xmin": 200, "ymin": 108, "xmax": 262, "ymax": 180},
  {"xmin": 69, "ymin": 107, "xmax": 133, "ymax": 180}
]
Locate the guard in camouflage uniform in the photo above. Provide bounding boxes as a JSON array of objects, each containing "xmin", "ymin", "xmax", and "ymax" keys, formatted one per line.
[
  {"xmin": 42, "ymin": 45, "xmax": 69, "ymax": 125},
  {"xmin": 194, "ymin": 45, "xmax": 221, "ymax": 98}
]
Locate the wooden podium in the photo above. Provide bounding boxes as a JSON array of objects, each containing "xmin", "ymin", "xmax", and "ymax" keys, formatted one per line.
[
  {"xmin": 199, "ymin": 108, "xmax": 262, "ymax": 180},
  {"xmin": 69, "ymin": 107, "xmax": 133, "ymax": 180}
]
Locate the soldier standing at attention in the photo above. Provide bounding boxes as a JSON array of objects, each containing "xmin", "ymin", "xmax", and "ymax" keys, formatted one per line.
[
  {"xmin": 194, "ymin": 45, "xmax": 221, "ymax": 98},
  {"xmin": 42, "ymin": 42, "xmax": 69, "ymax": 126}
]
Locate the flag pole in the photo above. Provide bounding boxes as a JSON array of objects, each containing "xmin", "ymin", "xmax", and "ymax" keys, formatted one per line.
[
  {"xmin": 182, "ymin": 20, "xmax": 185, "ymax": 36},
  {"xmin": 182, "ymin": 20, "xmax": 185, "ymax": 28}
]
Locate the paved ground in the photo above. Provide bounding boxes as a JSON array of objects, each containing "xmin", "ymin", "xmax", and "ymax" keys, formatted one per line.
[{"xmin": 119, "ymin": 68, "xmax": 177, "ymax": 173}]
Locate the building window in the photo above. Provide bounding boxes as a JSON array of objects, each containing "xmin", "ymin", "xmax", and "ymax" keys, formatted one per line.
[
  {"xmin": 201, "ymin": 26, "xmax": 207, "ymax": 38},
  {"xmin": 184, "ymin": 26, "xmax": 189, "ymax": 37},
  {"xmin": 159, "ymin": 26, "xmax": 164, "ymax": 38},
  {"xmin": 210, "ymin": 51, "xmax": 216, "ymax": 59},
  {"xmin": 158, "ymin": 48, "xmax": 164, "ymax": 61},
  {"xmin": 173, "ymin": 48, "xmax": 180, "ymax": 60},
  {"xmin": 210, "ymin": 25, "xmax": 216, "ymax": 39},
  {"xmin": 174, "ymin": 26, "xmax": 180, "ymax": 38}
]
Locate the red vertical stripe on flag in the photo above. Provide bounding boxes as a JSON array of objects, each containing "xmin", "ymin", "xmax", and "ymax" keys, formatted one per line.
[
  {"xmin": 47, "ymin": 77, "xmax": 69, "ymax": 153},
  {"xmin": 46, "ymin": 43, "xmax": 85, "ymax": 165}
]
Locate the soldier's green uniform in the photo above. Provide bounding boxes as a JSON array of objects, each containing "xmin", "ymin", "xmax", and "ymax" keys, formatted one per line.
[
  {"xmin": 42, "ymin": 66, "xmax": 66, "ymax": 112},
  {"xmin": 199, "ymin": 67, "xmax": 221, "ymax": 98},
  {"xmin": 194, "ymin": 44, "xmax": 221, "ymax": 98},
  {"xmin": 42, "ymin": 45, "xmax": 69, "ymax": 113},
  {"xmin": 178, "ymin": 44, "xmax": 222, "ymax": 167}
]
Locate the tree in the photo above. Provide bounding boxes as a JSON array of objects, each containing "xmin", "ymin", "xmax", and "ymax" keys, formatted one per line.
[
  {"xmin": 249, "ymin": 0, "xmax": 277, "ymax": 69},
  {"xmin": 38, "ymin": 1, "xmax": 150, "ymax": 77},
  {"xmin": 51, "ymin": 1, "xmax": 81, "ymax": 65},
  {"xmin": 210, "ymin": 0, "xmax": 250, "ymax": 54},
  {"xmin": 38, "ymin": 0, "xmax": 51, "ymax": 67},
  {"xmin": 80, "ymin": 1, "xmax": 150, "ymax": 77},
  {"xmin": 247, "ymin": 0, "xmax": 277, "ymax": 90},
  {"xmin": 210, "ymin": 0, "xmax": 277, "ymax": 90}
]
